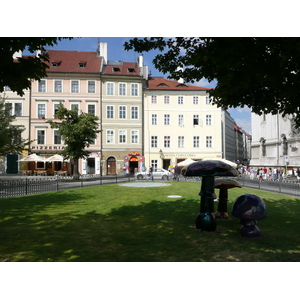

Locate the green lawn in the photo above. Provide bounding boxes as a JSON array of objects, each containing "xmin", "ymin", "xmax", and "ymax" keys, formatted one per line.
[{"xmin": 0, "ymin": 181, "xmax": 299, "ymax": 262}]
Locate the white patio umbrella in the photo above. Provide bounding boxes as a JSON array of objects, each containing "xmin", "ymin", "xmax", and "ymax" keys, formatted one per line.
[
  {"xmin": 177, "ymin": 158, "xmax": 196, "ymax": 167},
  {"xmin": 18, "ymin": 154, "xmax": 46, "ymax": 162},
  {"xmin": 202, "ymin": 158, "xmax": 237, "ymax": 168},
  {"xmin": 45, "ymin": 154, "xmax": 69, "ymax": 162}
]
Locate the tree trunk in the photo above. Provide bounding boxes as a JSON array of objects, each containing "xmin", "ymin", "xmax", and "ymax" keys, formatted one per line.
[{"xmin": 72, "ymin": 159, "xmax": 80, "ymax": 180}]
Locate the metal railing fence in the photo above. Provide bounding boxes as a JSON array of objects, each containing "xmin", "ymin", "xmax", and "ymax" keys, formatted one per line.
[{"xmin": 0, "ymin": 174, "xmax": 135, "ymax": 198}]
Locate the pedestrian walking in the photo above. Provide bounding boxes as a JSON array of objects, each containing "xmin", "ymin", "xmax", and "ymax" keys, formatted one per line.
[
  {"xmin": 174, "ymin": 165, "xmax": 181, "ymax": 181},
  {"xmin": 147, "ymin": 165, "xmax": 154, "ymax": 181},
  {"xmin": 297, "ymin": 168, "xmax": 300, "ymax": 183}
]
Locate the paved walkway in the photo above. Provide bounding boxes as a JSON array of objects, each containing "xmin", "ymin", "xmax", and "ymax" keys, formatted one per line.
[{"xmin": 120, "ymin": 182, "xmax": 170, "ymax": 188}]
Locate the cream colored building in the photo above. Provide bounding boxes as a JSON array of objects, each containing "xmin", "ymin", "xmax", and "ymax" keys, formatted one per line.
[
  {"xmin": 144, "ymin": 77, "xmax": 224, "ymax": 170},
  {"xmin": 0, "ymin": 87, "xmax": 30, "ymax": 173},
  {"xmin": 100, "ymin": 55, "xmax": 147, "ymax": 175}
]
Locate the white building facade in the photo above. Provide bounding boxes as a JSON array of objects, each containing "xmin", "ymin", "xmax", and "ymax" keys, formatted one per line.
[{"xmin": 250, "ymin": 112, "xmax": 300, "ymax": 170}]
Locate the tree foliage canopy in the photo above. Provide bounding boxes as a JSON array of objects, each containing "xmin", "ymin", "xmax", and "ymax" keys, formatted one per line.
[
  {"xmin": 0, "ymin": 96, "xmax": 30, "ymax": 155},
  {"xmin": 125, "ymin": 37, "xmax": 300, "ymax": 127},
  {"xmin": 0, "ymin": 37, "xmax": 72, "ymax": 96}
]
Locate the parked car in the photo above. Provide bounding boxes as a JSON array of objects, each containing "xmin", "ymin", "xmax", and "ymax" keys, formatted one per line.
[{"xmin": 135, "ymin": 168, "xmax": 173, "ymax": 180}]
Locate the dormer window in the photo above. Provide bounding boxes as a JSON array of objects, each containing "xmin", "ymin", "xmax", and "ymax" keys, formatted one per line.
[
  {"xmin": 52, "ymin": 61, "xmax": 61, "ymax": 67},
  {"xmin": 79, "ymin": 61, "xmax": 86, "ymax": 68},
  {"xmin": 113, "ymin": 67, "xmax": 120, "ymax": 72},
  {"xmin": 176, "ymin": 83, "xmax": 187, "ymax": 87},
  {"xmin": 128, "ymin": 68, "xmax": 135, "ymax": 73},
  {"xmin": 157, "ymin": 83, "xmax": 169, "ymax": 87}
]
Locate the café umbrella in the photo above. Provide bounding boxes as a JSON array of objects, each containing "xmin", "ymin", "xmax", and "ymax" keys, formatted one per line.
[
  {"xmin": 45, "ymin": 154, "xmax": 69, "ymax": 162},
  {"xmin": 18, "ymin": 154, "xmax": 46, "ymax": 162},
  {"xmin": 177, "ymin": 158, "xmax": 196, "ymax": 167}
]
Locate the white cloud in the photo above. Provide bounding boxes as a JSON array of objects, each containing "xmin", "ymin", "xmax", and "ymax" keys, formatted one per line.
[
  {"xmin": 194, "ymin": 78, "xmax": 217, "ymax": 88},
  {"xmin": 228, "ymin": 106, "xmax": 252, "ymax": 114}
]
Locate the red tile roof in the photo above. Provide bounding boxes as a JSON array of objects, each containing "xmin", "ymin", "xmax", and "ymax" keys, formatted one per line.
[
  {"xmin": 147, "ymin": 77, "xmax": 212, "ymax": 91},
  {"xmin": 45, "ymin": 50, "xmax": 102, "ymax": 73},
  {"xmin": 103, "ymin": 62, "xmax": 140, "ymax": 76}
]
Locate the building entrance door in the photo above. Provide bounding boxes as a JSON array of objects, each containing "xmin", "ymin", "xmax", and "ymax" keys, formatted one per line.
[
  {"xmin": 163, "ymin": 159, "xmax": 171, "ymax": 170},
  {"xmin": 87, "ymin": 157, "xmax": 95, "ymax": 174},
  {"xmin": 7, "ymin": 154, "xmax": 18, "ymax": 174},
  {"xmin": 107, "ymin": 156, "xmax": 116, "ymax": 175}
]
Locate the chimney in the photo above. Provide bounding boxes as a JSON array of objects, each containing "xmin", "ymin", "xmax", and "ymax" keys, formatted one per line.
[
  {"xmin": 98, "ymin": 42, "xmax": 108, "ymax": 65},
  {"xmin": 138, "ymin": 55, "xmax": 143, "ymax": 68},
  {"xmin": 12, "ymin": 50, "xmax": 22, "ymax": 60}
]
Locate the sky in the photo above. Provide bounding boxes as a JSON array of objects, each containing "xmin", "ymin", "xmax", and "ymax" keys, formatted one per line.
[{"xmin": 36, "ymin": 37, "xmax": 252, "ymax": 134}]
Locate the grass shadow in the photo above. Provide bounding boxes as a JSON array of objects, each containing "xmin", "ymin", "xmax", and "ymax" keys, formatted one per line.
[{"xmin": 1, "ymin": 184, "xmax": 300, "ymax": 261}]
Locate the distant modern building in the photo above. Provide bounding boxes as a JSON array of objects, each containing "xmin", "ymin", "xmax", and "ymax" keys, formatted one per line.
[{"xmin": 250, "ymin": 112, "xmax": 300, "ymax": 170}]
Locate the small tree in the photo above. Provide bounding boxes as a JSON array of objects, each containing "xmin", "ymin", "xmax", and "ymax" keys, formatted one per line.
[
  {"xmin": 47, "ymin": 103, "xmax": 101, "ymax": 180},
  {"xmin": 0, "ymin": 95, "xmax": 30, "ymax": 155}
]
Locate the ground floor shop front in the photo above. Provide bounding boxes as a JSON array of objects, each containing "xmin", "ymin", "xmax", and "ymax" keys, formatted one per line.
[
  {"xmin": 144, "ymin": 151, "xmax": 224, "ymax": 171},
  {"xmin": 100, "ymin": 150, "xmax": 144, "ymax": 175}
]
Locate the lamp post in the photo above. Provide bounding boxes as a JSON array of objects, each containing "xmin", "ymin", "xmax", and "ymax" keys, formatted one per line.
[{"xmin": 159, "ymin": 149, "xmax": 163, "ymax": 168}]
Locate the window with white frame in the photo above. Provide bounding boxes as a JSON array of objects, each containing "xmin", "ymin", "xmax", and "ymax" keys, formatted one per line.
[
  {"xmin": 151, "ymin": 136, "xmax": 158, "ymax": 148},
  {"xmin": 71, "ymin": 80, "xmax": 79, "ymax": 93},
  {"xmin": 54, "ymin": 80, "xmax": 62, "ymax": 93},
  {"xmin": 107, "ymin": 82, "xmax": 114, "ymax": 95},
  {"xmin": 38, "ymin": 80, "xmax": 46, "ymax": 92},
  {"xmin": 119, "ymin": 83, "xmax": 126, "ymax": 96},
  {"xmin": 151, "ymin": 159, "xmax": 158, "ymax": 169},
  {"xmin": 193, "ymin": 136, "xmax": 200, "ymax": 148},
  {"xmin": 71, "ymin": 104, "xmax": 79, "ymax": 111},
  {"xmin": 14, "ymin": 103, "xmax": 22, "ymax": 116},
  {"xmin": 193, "ymin": 96, "xmax": 199, "ymax": 104},
  {"xmin": 178, "ymin": 114, "xmax": 184, "ymax": 126},
  {"xmin": 131, "ymin": 130, "xmax": 138, "ymax": 144},
  {"xmin": 131, "ymin": 106, "xmax": 138, "ymax": 119},
  {"xmin": 131, "ymin": 83, "xmax": 138, "ymax": 96},
  {"xmin": 88, "ymin": 81, "xmax": 95, "ymax": 93},
  {"xmin": 119, "ymin": 106, "xmax": 126, "ymax": 119},
  {"xmin": 37, "ymin": 103, "xmax": 46, "ymax": 118},
  {"xmin": 54, "ymin": 130, "xmax": 61, "ymax": 144},
  {"xmin": 151, "ymin": 95, "xmax": 157, "ymax": 104},
  {"xmin": 206, "ymin": 114, "xmax": 212, "ymax": 125},
  {"xmin": 37, "ymin": 130, "xmax": 45, "ymax": 144},
  {"xmin": 107, "ymin": 106, "xmax": 114, "ymax": 119},
  {"xmin": 54, "ymin": 103, "xmax": 60, "ymax": 117},
  {"xmin": 106, "ymin": 130, "xmax": 114, "ymax": 144},
  {"xmin": 88, "ymin": 104, "xmax": 95, "ymax": 116},
  {"xmin": 5, "ymin": 102, "xmax": 22, "ymax": 116},
  {"xmin": 164, "ymin": 95, "xmax": 170, "ymax": 104},
  {"xmin": 206, "ymin": 136, "xmax": 213, "ymax": 148},
  {"xmin": 151, "ymin": 114, "xmax": 157, "ymax": 125},
  {"xmin": 178, "ymin": 136, "xmax": 185, "ymax": 148},
  {"xmin": 178, "ymin": 95, "xmax": 184, "ymax": 104},
  {"xmin": 164, "ymin": 114, "xmax": 170, "ymax": 125},
  {"xmin": 206, "ymin": 95, "xmax": 211, "ymax": 105},
  {"xmin": 119, "ymin": 129, "xmax": 126, "ymax": 143},
  {"xmin": 164, "ymin": 136, "xmax": 170, "ymax": 148},
  {"xmin": 193, "ymin": 114, "xmax": 200, "ymax": 126}
]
